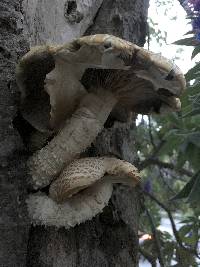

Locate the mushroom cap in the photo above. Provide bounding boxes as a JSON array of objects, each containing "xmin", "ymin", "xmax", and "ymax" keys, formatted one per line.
[
  {"xmin": 16, "ymin": 34, "xmax": 186, "ymax": 132},
  {"xmin": 49, "ymin": 157, "xmax": 140, "ymax": 203}
]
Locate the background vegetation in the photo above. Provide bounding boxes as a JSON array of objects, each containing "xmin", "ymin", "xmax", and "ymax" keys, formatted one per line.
[{"xmin": 138, "ymin": 0, "xmax": 200, "ymax": 266}]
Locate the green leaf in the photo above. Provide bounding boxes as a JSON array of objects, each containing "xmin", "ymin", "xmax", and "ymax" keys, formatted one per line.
[
  {"xmin": 176, "ymin": 247, "xmax": 198, "ymax": 266},
  {"xmin": 184, "ymin": 30, "xmax": 195, "ymax": 35},
  {"xmin": 176, "ymin": 152, "xmax": 186, "ymax": 169},
  {"xmin": 191, "ymin": 46, "xmax": 200, "ymax": 59},
  {"xmin": 173, "ymin": 37, "xmax": 199, "ymax": 46},
  {"xmin": 178, "ymin": 225, "xmax": 192, "ymax": 238},
  {"xmin": 183, "ymin": 108, "xmax": 200, "ymax": 118},
  {"xmin": 188, "ymin": 171, "xmax": 200, "ymax": 204},
  {"xmin": 158, "ymin": 134, "xmax": 183, "ymax": 156},
  {"xmin": 186, "ymin": 84, "xmax": 200, "ymax": 95},
  {"xmin": 180, "ymin": 216, "xmax": 199, "ymax": 224},
  {"xmin": 185, "ymin": 63, "xmax": 200, "ymax": 81},
  {"xmin": 181, "ymin": 84, "xmax": 200, "ymax": 107},
  {"xmin": 187, "ymin": 132, "xmax": 200, "ymax": 147},
  {"xmin": 171, "ymin": 171, "xmax": 199, "ymax": 200},
  {"xmin": 184, "ymin": 143, "xmax": 200, "ymax": 169},
  {"xmin": 182, "ymin": 235, "xmax": 198, "ymax": 245}
]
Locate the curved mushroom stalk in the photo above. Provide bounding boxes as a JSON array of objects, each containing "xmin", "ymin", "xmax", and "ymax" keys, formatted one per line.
[
  {"xmin": 49, "ymin": 157, "xmax": 140, "ymax": 203},
  {"xmin": 27, "ymin": 157, "xmax": 140, "ymax": 228},
  {"xmin": 27, "ymin": 181, "xmax": 113, "ymax": 229},
  {"xmin": 28, "ymin": 92, "xmax": 117, "ymax": 189}
]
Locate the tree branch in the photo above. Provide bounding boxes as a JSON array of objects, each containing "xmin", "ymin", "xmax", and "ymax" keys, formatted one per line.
[
  {"xmin": 144, "ymin": 203, "xmax": 165, "ymax": 267},
  {"xmin": 139, "ymin": 247, "xmax": 157, "ymax": 267},
  {"xmin": 148, "ymin": 115, "xmax": 156, "ymax": 149},
  {"xmin": 139, "ymin": 157, "xmax": 194, "ymax": 177},
  {"xmin": 138, "ymin": 140, "xmax": 165, "ymax": 171}
]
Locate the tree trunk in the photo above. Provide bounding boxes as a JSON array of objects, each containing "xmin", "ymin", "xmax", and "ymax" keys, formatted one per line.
[{"xmin": 0, "ymin": 0, "xmax": 149, "ymax": 266}]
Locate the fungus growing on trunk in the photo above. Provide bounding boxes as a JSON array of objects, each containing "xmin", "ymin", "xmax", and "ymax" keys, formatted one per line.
[
  {"xmin": 16, "ymin": 34, "xmax": 186, "ymax": 228},
  {"xmin": 27, "ymin": 157, "xmax": 140, "ymax": 228},
  {"xmin": 49, "ymin": 157, "xmax": 140, "ymax": 203}
]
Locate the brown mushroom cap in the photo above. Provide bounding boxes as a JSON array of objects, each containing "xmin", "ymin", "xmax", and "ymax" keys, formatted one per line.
[
  {"xmin": 16, "ymin": 34, "xmax": 186, "ymax": 133},
  {"xmin": 49, "ymin": 157, "xmax": 140, "ymax": 203}
]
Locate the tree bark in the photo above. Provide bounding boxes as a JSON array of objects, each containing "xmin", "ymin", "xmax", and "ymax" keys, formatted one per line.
[
  {"xmin": 0, "ymin": 0, "xmax": 149, "ymax": 266},
  {"xmin": 0, "ymin": 1, "xmax": 30, "ymax": 266}
]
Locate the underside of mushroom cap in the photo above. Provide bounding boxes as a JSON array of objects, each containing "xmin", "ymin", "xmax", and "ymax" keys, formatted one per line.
[
  {"xmin": 16, "ymin": 46, "xmax": 55, "ymax": 133},
  {"xmin": 16, "ymin": 34, "xmax": 186, "ymax": 134},
  {"xmin": 16, "ymin": 44, "xmax": 86, "ymax": 133}
]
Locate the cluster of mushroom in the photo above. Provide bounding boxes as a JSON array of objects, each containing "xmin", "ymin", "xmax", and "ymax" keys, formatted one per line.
[{"xmin": 16, "ymin": 34, "xmax": 186, "ymax": 228}]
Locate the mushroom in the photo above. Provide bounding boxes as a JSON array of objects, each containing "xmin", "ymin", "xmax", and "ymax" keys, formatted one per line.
[
  {"xmin": 16, "ymin": 34, "xmax": 185, "ymax": 189},
  {"xmin": 49, "ymin": 157, "xmax": 140, "ymax": 203},
  {"xmin": 16, "ymin": 34, "xmax": 186, "ymax": 228},
  {"xmin": 27, "ymin": 157, "xmax": 140, "ymax": 228},
  {"xmin": 27, "ymin": 182, "xmax": 114, "ymax": 228}
]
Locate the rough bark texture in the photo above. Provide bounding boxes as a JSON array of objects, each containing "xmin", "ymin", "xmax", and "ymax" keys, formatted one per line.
[
  {"xmin": 85, "ymin": 0, "xmax": 149, "ymax": 45},
  {"xmin": 0, "ymin": 0, "xmax": 149, "ymax": 266},
  {"xmin": 23, "ymin": 0, "xmax": 103, "ymax": 45},
  {"xmin": 0, "ymin": 1, "xmax": 30, "ymax": 266}
]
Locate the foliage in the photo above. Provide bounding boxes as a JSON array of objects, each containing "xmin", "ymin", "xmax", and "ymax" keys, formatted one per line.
[
  {"xmin": 170, "ymin": 36, "xmax": 200, "ymax": 209},
  {"xmin": 138, "ymin": 1, "xmax": 200, "ymax": 265}
]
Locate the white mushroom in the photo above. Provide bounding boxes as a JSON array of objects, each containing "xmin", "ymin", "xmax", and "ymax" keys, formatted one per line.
[
  {"xmin": 16, "ymin": 34, "xmax": 186, "ymax": 228},
  {"xmin": 27, "ymin": 157, "xmax": 140, "ymax": 228},
  {"xmin": 49, "ymin": 157, "xmax": 140, "ymax": 203},
  {"xmin": 27, "ymin": 182, "xmax": 113, "ymax": 229},
  {"xmin": 16, "ymin": 34, "xmax": 186, "ymax": 189}
]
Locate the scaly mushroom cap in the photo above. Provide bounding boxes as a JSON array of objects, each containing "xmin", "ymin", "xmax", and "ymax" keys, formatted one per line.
[
  {"xmin": 16, "ymin": 34, "xmax": 186, "ymax": 133},
  {"xmin": 49, "ymin": 157, "xmax": 140, "ymax": 203}
]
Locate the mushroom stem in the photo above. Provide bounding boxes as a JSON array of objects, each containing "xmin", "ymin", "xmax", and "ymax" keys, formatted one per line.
[
  {"xmin": 26, "ymin": 181, "xmax": 113, "ymax": 229},
  {"xmin": 49, "ymin": 157, "xmax": 140, "ymax": 203},
  {"xmin": 28, "ymin": 91, "xmax": 117, "ymax": 189}
]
